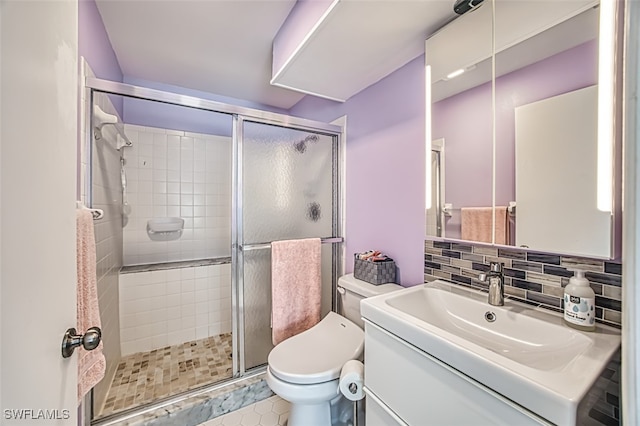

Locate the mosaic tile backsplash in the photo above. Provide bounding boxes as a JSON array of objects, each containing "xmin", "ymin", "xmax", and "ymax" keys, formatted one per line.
[{"xmin": 424, "ymin": 240, "xmax": 622, "ymax": 327}]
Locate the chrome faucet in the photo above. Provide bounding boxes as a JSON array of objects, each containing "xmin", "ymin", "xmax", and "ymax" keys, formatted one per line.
[{"xmin": 478, "ymin": 262, "xmax": 505, "ymax": 306}]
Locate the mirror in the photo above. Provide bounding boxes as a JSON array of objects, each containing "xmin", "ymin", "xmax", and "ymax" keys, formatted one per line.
[{"xmin": 426, "ymin": 0, "xmax": 618, "ymax": 258}]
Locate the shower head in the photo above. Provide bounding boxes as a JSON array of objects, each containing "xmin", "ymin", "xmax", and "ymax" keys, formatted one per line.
[{"xmin": 294, "ymin": 134, "xmax": 319, "ymax": 153}]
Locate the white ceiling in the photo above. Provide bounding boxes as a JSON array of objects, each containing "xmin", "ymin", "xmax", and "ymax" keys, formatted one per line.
[{"xmin": 96, "ymin": 0, "xmax": 457, "ymax": 110}]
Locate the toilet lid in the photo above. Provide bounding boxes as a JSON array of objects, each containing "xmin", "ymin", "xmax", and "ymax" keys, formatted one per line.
[{"xmin": 268, "ymin": 312, "xmax": 364, "ymax": 385}]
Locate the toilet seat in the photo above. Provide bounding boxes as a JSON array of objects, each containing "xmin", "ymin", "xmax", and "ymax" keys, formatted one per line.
[{"xmin": 268, "ymin": 312, "xmax": 364, "ymax": 385}]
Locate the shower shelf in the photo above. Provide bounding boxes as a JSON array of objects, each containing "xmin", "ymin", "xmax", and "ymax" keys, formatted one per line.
[{"xmin": 147, "ymin": 217, "xmax": 184, "ymax": 241}]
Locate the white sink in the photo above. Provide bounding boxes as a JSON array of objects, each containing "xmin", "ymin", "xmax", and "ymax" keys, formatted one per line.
[{"xmin": 361, "ymin": 280, "xmax": 621, "ymax": 425}]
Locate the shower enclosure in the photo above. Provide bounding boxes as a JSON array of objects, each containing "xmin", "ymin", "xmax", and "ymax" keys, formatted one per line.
[{"xmin": 86, "ymin": 78, "xmax": 343, "ymax": 422}]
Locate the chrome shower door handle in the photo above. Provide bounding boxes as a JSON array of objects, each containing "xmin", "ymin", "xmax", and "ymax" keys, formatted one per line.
[{"xmin": 61, "ymin": 326, "xmax": 102, "ymax": 358}]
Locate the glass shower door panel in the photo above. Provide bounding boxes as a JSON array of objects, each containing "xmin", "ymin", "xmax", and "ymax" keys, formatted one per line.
[
  {"xmin": 242, "ymin": 121, "xmax": 334, "ymax": 243},
  {"xmin": 241, "ymin": 121, "xmax": 336, "ymax": 370},
  {"xmin": 241, "ymin": 233, "xmax": 335, "ymax": 370},
  {"xmin": 242, "ymin": 248, "xmax": 273, "ymax": 370}
]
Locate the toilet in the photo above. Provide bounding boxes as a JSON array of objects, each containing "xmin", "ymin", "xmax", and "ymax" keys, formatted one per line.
[{"xmin": 266, "ymin": 274, "xmax": 402, "ymax": 426}]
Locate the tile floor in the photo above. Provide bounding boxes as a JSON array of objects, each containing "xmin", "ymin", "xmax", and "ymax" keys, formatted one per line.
[
  {"xmin": 199, "ymin": 395, "xmax": 290, "ymax": 426},
  {"xmin": 99, "ymin": 333, "xmax": 233, "ymax": 417}
]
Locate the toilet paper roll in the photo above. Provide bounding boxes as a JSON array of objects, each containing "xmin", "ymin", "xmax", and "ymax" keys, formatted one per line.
[{"xmin": 338, "ymin": 360, "xmax": 365, "ymax": 401}]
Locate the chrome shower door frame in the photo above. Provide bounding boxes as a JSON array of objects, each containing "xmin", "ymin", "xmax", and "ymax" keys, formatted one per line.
[
  {"xmin": 85, "ymin": 76, "xmax": 344, "ymax": 383},
  {"xmin": 233, "ymin": 115, "xmax": 343, "ymax": 375}
]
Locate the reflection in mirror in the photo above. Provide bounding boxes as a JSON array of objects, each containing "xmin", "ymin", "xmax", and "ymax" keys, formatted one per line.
[
  {"xmin": 426, "ymin": 0, "xmax": 493, "ymax": 242},
  {"xmin": 494, "ymin": 3, "xmax": 606, "ymax": 257},
  {"xmin": 426, "ymin": 0, "xmax": 617, "ymax": 258},
  {"xmin": 426, "ymin": 139, "xmax": 445, "ymax": 237}
]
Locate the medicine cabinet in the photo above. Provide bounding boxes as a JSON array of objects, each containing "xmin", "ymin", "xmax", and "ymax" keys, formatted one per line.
[{"xmin": 425, "ymin": 0, "xmax": 622, "ymax": 259}]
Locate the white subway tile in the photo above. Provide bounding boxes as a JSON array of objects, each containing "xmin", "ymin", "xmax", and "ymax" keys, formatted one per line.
[
  {"xmin": 153, "ymin": 206, "xmax": 168, "ymax": 217},
  {"xmin": 126, "ymin": 124, "xmax": 147, "ymax": 133},
  {"xmin": 136, "ymin": 324, "xmax": 154, "ymax": 340},
  {"xmin": 167, "ymin": 194, "xmax": 180, "ymax": 206},
  {"xmin": 148, "ymin": 295, "xmax": 167, "ymax": 310},
  {"xmin": 139, "ymin": 168, "xmax": 153, "ymax": 181},
  {"xmin": 167, "ymin": 315, "xmax": 181, "ymax": 330},
  {"xmin": 208, "ymin": 310, "xmax": 221, "ymax": 323},
  {"xmin": 166, "ymin": 281, "xmax": 181, "ymax": 295},
  {"xmin": 195, "ymin": 289, "xmax": 208, "ymax": 303},
  {"xmin": 220, "ymin": 320, "xmax": 232, "ymax": 334},
  {"xmin": 181, "ymin": 267, "xmax": 195, "ymax": 279},
  {"xmin": 181, "ymin": 194, "xmax": 194, "ymax": 206},
  {"xmin": 121, "ymin": 341, "xmax": 136, "ymax": 357},
  {"xmin": 181, "ymin": 315, "xmax": 195, "ymax": 329},
  {"xmin": 120, "ymin": 313, "xmax": 137, "ymax": 329},
  {"xmin": 194, "ymin": 172, "xmax": 206, "ymax": 183},
  {"xmin": 152, "ymin": 334, "xmax": 168, "ymax": 350},
  {"xmin": 167, "ymin": 182, "xmax": 180, "ymax": 194},
  {"xmin": 135, "ymin": 337, "xmax": 153, "ymax": 354},
  {"xmin": 167, "ymin": 331, "xmax": 184, "ymax": 346},
  {"xmin": 181, "ymin": 291, "xmax": 195, "ymax": 306},
  {"xmin": 153, "ymin": 193, "xmax": 167, "ymax": 205},
  {"xmin": 194, "ymin": 206, "xmax": 206, "ymax": 217},
  {"xmin": 167, "ymin": 158, "xmax": 181, "ymax": 172},
  {"xmin": 196, "ymin": 326, "xmax": 209, "ymax": 340},
  {"xmin": 167, "ymin": 294, "xmax": 181, "ymax": 308},
  {"xmin": 138, "ymin": 180, "xmax": 153, "ymax": 193},
  {"xmin": 195, "ymin": 313, "xmax": 209, "ymax": 328},
  {"xmin": 136, "ymin": 311, "xmax": 153, "ymax": 326},
  {"xmin": 208, "ymin": 323, "xmax": 222, "ymax": 336}
]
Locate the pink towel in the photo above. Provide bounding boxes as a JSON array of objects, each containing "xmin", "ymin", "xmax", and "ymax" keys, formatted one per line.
[
  {"xmin": 461, "ymin": 207, "xmax": 509, "ymax": 245},
  {"xmin": 76, "ymin": 209, "xmax": 106, "ymax": 404},
  {"xmin": 271, "ymin": 238, "xmax": 322, "ymax": 346}
]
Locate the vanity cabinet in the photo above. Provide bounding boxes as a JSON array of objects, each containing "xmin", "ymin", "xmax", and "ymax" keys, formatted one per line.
[{"xmin": 363, "ymin": 321, "xmax": 551, "ymax": 426}]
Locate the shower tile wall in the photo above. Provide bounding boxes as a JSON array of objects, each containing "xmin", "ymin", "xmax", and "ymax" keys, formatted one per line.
[
  {"xmin": 121, "ymin": 124, "xmax": 231, "ymax": 265},
  {"xmin": 119, "ymin": 263, "xmax": 232, "ymax": 355},
  {"xmin": 81, "ymin": 58, "xmax": 123, "ymax": 411}
]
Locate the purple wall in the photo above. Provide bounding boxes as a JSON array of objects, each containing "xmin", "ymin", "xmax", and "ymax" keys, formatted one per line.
[
  {"xmin": 433, "ymin": 40, "xmax": 597, "ymax": 239},
  {"xmin": 78, "ymin": 0, "xmax": 123, "ymax": 114},
  {"xmin": 290, "ymin": 55, "xmax": 426, "ymax": 286}
]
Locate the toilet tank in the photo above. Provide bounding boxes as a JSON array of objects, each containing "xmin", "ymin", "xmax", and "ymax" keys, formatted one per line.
[{"xmin": 337, "ymin": 274, "xmax": 402, "ymax": 329}]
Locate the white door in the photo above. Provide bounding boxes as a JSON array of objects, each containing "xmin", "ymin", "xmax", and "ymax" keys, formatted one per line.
[{"xmin": 1, "ymin": 1, "xmax": 78, "ymax": 424}]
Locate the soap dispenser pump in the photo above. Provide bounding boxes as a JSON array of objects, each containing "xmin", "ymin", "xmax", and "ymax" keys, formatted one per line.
[{"xmin": 563, "ymin": 269, "xmax": 596, "ymax": 331}]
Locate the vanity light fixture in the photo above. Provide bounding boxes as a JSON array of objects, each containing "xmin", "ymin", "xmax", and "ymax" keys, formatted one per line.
[
  {"xmin": 597, "ymin": 0, "xmax": 616, "ymax": 213},
  {"xmin": 425, "ymin": 65, "xmax": 432, "ymax": 210}
]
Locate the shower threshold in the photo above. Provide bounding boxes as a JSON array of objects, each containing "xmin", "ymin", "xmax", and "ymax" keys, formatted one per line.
[{"xmin": 97, "ymin": 333, "xmax": 233, "ymax": 418}]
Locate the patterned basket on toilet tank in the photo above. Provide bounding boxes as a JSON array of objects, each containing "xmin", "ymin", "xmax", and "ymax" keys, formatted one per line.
[{"xmin": 353, "ymin": 255, "xmax": 396, "ymax": 285}]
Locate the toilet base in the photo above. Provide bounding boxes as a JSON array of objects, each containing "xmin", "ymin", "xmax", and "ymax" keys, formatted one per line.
[
  {"xmin": 267, "ymin": 367, "xmax": 349, "ymax": 426},
  {"xmin": 289, "ymin": 401, "xmax": 332, "ymax": 426}
]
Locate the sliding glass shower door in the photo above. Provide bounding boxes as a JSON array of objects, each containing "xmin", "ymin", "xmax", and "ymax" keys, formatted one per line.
[{"xmin": 235, "ymin": 118, "xmax": 340, "ymax": 372}]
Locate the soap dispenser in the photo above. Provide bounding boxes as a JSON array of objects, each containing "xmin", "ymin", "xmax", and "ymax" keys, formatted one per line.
[{"xmin": 563, "ymin": 269, "xmax": 596, "ymax": 331}]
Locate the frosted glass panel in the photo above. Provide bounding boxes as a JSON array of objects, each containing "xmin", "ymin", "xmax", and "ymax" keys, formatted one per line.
[
  {"xmin": 242, "ymin": 122, "xmax": 334, "ymax": 244},
  {"xmin": 242, "ymin": 243, "xmax": 334, "ymax": 370},
  {"xmin": 242, "ymin": 248, "xmax": 273, "ymax": 370},
  {"xmin": 240, "ymin": 121, "xmax": 338, "ymax": 370}
]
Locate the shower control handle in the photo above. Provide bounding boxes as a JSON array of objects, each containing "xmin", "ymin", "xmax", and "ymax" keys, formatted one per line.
[{"xmin": 61, "ymin": 326, "xmax": 102, "ymax": 358}]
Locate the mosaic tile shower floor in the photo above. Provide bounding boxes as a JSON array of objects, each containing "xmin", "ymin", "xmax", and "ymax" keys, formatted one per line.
[{"xmin": 99, "ymin": 333, "xmax": 233, "ymax": 417}]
